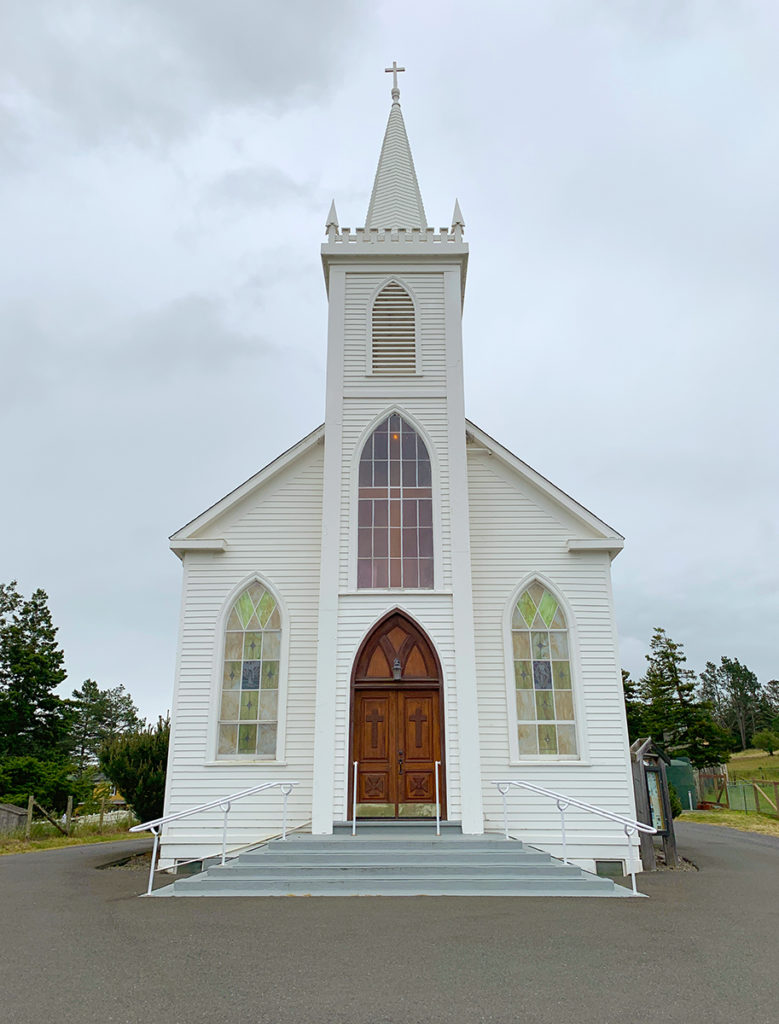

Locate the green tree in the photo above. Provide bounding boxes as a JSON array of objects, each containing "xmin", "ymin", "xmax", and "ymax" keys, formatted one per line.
[
  {"xmin": 0, "ymin": 756, "xmax": 90, "ymax": 813},
  {"xmin": 621, "ymin": 669, "xmax": 644, "ymax": 741},
  {"xmin": 638, "ymin": 627, "xmax": 732, "ymax": 769},
  {"xmin": 699, "ymin": 657, "xmax": 761, "ymax": 750},
  {"xmin": 751, "ymin": 730, "xmax": 779, "ymax": 756},
  {"xmin": 100, "ymin": 717, "xmax": 170, "ymax": 824},
  {"xmin": 70, "ymin": 679, "xmax": 142, "ymax": 770},
  {"xmin": 0, "ymin": 583, "xmax": 71, "ymax": 758}
]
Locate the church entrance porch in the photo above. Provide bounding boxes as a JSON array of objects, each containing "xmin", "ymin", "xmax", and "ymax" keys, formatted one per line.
[{"xmin": 349, "ymin": 612, "xmax": 446, "ymax": 820}]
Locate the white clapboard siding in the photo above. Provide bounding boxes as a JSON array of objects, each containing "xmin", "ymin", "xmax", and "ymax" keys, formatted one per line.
[
  {"xmin": 467, "ymin": 448, "xmax": 638, "ymax": 870},
  {"xmin": 160, "ymin": 442, "xmax": 324, "ymax": 866}
]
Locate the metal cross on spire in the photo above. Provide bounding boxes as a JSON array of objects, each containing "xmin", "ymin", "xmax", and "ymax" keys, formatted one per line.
[{"xmin": 385, "ymin": 60, "xmax": 405, "ymax": 100}]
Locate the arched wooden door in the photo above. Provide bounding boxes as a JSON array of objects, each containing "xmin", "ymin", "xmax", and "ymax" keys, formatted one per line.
[{"xmin": 350, "ymin": 612, "xmax": 446, "ymax": 819}]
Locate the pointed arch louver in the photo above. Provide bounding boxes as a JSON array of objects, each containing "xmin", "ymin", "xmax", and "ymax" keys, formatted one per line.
[{"xmin": 371, "ymin": 282, "xmax": 416, "ymax": 374}]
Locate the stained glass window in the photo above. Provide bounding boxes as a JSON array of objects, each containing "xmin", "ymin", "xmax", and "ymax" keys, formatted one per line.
[
  {"xmin": 218, "ymin": 582, "xmax": 280, "ymax": 758},
  {"xmin": 512, "ymin": 582, "xmax": 578, "ymax": 757},
  {"xmin": 357, "ymin": 414, "xmax": 433, "ymax": 589}
]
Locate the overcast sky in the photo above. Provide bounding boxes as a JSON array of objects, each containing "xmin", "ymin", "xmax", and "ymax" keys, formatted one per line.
[{"xmin": 2, "ymin": 1, "xmax": 777, "ymax": 720}]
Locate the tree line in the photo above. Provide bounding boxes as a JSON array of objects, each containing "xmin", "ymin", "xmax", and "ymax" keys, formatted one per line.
[
  {"xmin": 623, "ymin": 626, "xmax": 779, "ymax": 767},
  {"xmin": 0, "ymin": 581, "xmax": 167, "ymax": 821}
]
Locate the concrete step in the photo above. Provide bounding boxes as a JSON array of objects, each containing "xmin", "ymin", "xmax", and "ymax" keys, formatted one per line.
[
  {"xmin": 215, "ymin": 861, "xmax": 584, "ymax": 878},
  {"xmin": 172, "ymin": 873, "xmax": 620, "ymax": 897},
  {"xmin": 251, "ymin": 847, "xmax": 548, "ymax": 864},
  {"xmin": 163, "ymin": 828, "xmax": 630, "ymax": 898},
  {"xmin": 262, "ymin": 837, "xmax": 520, "ymax": 852}
]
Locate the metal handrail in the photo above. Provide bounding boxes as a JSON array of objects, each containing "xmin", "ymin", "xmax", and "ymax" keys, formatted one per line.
[
  {"xmin": 490, "ymin": 779, "xmax": 656, "ymax": 895},
  {"xmin": 434, "ymin": 760, "xmax": 441, "ymax": 836},
  {"xmin": 130, "ymin": 780, "xmax": 299, "ymax": 895}
]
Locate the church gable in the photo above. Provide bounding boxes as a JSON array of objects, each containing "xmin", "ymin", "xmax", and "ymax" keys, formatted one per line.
[
  {"xmin": 170, "ymin": 425, "xmax": 324, "ymax": 556},
  {"xmin": 465, "ymin": 421, "xmax": 623, "ymax": 550}
]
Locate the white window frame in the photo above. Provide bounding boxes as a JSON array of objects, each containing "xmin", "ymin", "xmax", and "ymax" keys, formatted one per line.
[
  {"xmin": 503, "ymin": 573, "xmax": 588, "ymax": 765},
  {"xmin": 206, "ymin": 573, "xmax": 290, "ymax": 766}
]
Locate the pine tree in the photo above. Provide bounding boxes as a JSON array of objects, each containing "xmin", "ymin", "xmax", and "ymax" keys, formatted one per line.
[
  {"xmin": 70, "ymin": 679, "xmax": 142, "ymax": 770},
  {"xmin": 621, "ymin": 669, "xmax": 644, "ymax": 741},
  {"xmin": 638, "ymin": 627, "xmax": 732, "ymax": 768},
  {"xmin": 0, "ymin": 583, "xmax": 71, "ymax": 758}
]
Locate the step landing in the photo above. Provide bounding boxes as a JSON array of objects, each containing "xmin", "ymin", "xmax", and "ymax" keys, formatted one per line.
[{"xmin": 161, "ymin": 822, "xmax": 635, "ymax": 898}]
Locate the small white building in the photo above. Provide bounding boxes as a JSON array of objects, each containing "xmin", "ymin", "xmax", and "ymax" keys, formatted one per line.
[{"xmin": 160, "ymin": 73, "xmax": 637, "ymax": 875}]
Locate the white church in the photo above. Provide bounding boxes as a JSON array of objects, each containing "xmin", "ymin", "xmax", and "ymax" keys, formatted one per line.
[{"xmin": 159, "ymin": 69, "xmax": 639, "ymax": 881}]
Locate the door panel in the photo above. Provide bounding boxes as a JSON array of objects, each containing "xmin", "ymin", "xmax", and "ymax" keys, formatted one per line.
[
  {"xmin": 354, "ymin": 688, "xmax": 441, "ymax": 818},
  {"xmin": 398, "ymin": 691, "xmax": 438, "ymax": 817},
  {"xmin": 351, "ymin": 613, "xmax": 446, "ymax": 820}
]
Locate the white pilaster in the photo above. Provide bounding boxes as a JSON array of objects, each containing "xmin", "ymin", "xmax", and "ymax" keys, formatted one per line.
[
  {"xmin": 443, "ymin": 267, "xmax": 484, "ymax": 833},
  {"xmin": 311, "ymin": 268, "xmax": 346, "ymax": 834}
]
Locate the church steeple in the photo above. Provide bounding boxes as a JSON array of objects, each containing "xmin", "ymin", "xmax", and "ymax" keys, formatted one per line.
[{"xmin": 364, "ymin": 62, "xmax": 427, "ymax": 230}]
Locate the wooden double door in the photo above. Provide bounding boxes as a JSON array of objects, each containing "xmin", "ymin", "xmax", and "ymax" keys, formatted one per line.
[{"xmin": 351, "ymin": 613, "xmax": 446, "ymax": 820}]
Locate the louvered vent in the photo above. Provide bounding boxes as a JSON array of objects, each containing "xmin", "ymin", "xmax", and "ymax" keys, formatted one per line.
[{"xmin": 371, "ymin": 282, "xmax": 416, "ymax": 374}]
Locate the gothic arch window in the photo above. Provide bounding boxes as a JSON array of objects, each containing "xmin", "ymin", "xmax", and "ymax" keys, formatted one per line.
[
  {"xmin": 511, "ymin": 581, "xmax": 578, "ymax": 757},
  {"xmin": 371, "ymin": 281, "xmax": 416, "ymax": 374},
  {"xmin": 217, "ymin": 581, "xmax": 281, "ymax": 758},
  {"xmin": 357, "ymin": 413, "xmax": 433, "ymax": 589}
]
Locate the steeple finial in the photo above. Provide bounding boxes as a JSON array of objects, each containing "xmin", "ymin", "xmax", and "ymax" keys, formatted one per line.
[
  {"xmin": 365, "ymin": 64, "xmax": 426, "ymax": 230},
  {"xmin": 385, "ymin": 60, "xmax": 405, "ymax": 102}
]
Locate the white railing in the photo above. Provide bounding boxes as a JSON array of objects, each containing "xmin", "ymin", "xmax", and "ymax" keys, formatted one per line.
[
  {"xmin": 130, "ymin": 780, "xmax": 298, "ymax": 895},
  {"xmin": 491, "ymin": 779, "xmax": 656, "ymax": 895},
  {"xmin": 435, "ymin": 760, "xmax": 441, "ymax": 836}
]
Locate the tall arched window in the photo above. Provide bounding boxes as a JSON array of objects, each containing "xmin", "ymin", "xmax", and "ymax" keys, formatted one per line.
[
  {"xmin": 511, "ymin": 581, "xmax": 578, "ymax": 757},
  {"xmin": 218, "ymin": 581, "xmax": 281, "ymax": 758},
  {"xmin": 357, "ymin": 413, "xmax": 433, "ymax": 589},
  {"xmin": 371, "ymin": 281, "xmax": 416, "ymax": 374}
]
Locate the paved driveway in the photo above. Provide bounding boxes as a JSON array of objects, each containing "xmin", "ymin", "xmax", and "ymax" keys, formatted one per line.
[{"xmin": 1, "ymin": 822, "xmax": 777, "ymax": 1024}]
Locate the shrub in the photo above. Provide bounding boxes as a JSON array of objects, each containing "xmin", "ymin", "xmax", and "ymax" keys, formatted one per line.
[
  {"xmin": 0, "ymin": 755, "xmax": 89, "ymax": 813},
  {"xmin": 99, "ymin": 717, "xmax": 170, "ymax": 824},
  {"xmin": 752, "ymin": 730, "xmax": 779, "ymax": 756},
  {"xmin": 668, "ymin": 782, "xmax": 683, "ymax": 819}
]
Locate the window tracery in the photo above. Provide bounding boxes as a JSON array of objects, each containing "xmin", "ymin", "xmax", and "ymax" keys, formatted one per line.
[
  {"xmin": 511, "ymin": 581, "xmax": 577, "ymax": 757},
  {"xmin": 357, "ymin": 414, "xmax": 433, "ymax": 589},
  {"xmin": 218, "ymin": 582, "xmax": 281, "ymax": 758}
]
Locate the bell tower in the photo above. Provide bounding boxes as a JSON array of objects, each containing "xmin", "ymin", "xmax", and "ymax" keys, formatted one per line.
[{"xmin": 311, "ymin": 68, "xmax": 483, "ymax": 834}]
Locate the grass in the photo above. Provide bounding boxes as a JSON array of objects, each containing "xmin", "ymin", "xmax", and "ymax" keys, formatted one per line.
[
  {"xmin": 727, "ymin": 748, "xmax": 779, "ymax": 782},
  {"xmin": 0, "ymin": 815, "xmax": 141, "ymax": 856},
  {"xmin": 681, "ymin": 809, "xmax": 779, "ymax": 838}
]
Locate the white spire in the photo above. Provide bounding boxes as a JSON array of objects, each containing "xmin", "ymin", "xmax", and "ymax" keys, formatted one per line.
[
  {"xmin": 364, "ymin": 64, "xmax": 427, "ymax": 230},
  {"xmin": 451, "ymin": 199, "xmax": 464, "ymax": 229},
  {"xmin": 325, "ymin": 199, "xmax": 339, "ymax": 229}
]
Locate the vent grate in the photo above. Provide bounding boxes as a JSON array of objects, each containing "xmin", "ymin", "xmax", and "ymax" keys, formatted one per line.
[{"xmin": 371, "ymin": 282, "xmax": 416, "ymax": 375}]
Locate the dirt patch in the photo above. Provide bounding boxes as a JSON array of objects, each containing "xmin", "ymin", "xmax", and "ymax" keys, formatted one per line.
[{"xmin": 98, "ymin": 850, "xmax": 152, "ymax": 872}]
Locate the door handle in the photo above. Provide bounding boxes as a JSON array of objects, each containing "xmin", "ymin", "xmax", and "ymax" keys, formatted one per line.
[{"xmin": 398, "ymin": 750, "xmax": 404, "ymax": 775}]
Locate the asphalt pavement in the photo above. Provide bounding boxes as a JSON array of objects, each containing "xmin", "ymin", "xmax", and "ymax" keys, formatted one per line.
[{"xmin": 1, "ymin": 821, "xmax": 777, "ymax": 1024}]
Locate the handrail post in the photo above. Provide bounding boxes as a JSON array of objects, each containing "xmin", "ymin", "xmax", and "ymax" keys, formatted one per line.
[
  {"xmin": 280, "ymin": 784, "xmax": 293, "ymax": 840},
  {"xmin": 625, "ymin": 824, "xmax": 637, "ymax": 895},
  {"xmin": 352, "ymin": 760, "xmax": 358, "ymax": 836},
  {"xmin": 220, "ymin": 801, "xmax": 231, "ymax": 864},
  {"xmin": 557, "ymin": 799, "xmax": 569, "ymax": 864},
  {"xmin": 435, "ymin": 760, "xmax": 441, "ymax": 836},
  {"xmin": 146, "ymin": 827, "xmax": 159, "ymax": 896},
  {"xmin": 498, "ymin": 782, "xmax": 510, "ymax": 839}
]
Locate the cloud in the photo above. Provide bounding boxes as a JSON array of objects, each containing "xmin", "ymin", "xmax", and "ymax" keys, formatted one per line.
[
  {"xmin": 205, "ymin": 166, "xmax": 310, "ymax": 209},
  {"xmin": 0, "ymin": 0, "xmax": 365, "ymax": 151}
]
